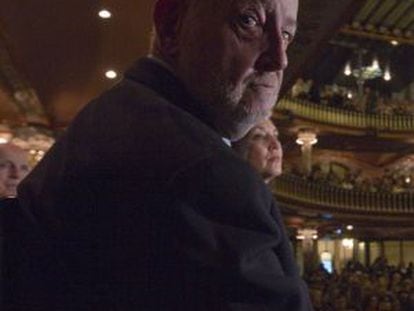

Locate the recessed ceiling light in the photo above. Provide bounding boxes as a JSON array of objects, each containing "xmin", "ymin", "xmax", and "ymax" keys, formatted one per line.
[
  {"xmin": 105, "ymin": 70, "xmax": 118, "ymax": 79},
  {"xmin": 346, "ymin": 225, "xmax": 354, "ymax": 231},
  {"xmin": 98, "ymin": 9, "xmax": 112, "ymax": 19},
  {"xmin": 390, "ymin": 40, "xmax": 399, "ymax": 46}
]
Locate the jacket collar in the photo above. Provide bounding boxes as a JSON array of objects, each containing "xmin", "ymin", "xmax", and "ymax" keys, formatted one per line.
[{"xmin": 124, "ymin": 57, "xmax": 217, "ymax": 132}]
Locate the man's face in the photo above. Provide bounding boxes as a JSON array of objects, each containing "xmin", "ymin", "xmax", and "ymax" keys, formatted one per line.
[
  {"xmin": 238, "ymin": 120, "xmax": 283, "ymax": 183},
  {"xmin": 0, "ymin": 145, "xmax": 30, "ymax": 197},
  {"xmin": 174, "ymin": 0, "xmax": 298, "ymax": 140}
]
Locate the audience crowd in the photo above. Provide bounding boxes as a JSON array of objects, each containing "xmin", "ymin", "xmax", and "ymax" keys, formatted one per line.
[
  {"xmin": 306, "ymin": 258, "xmax": 414, "ymax": 311},
  {"xmin": 289, "ymin": 164, "xmax": 414, "ymax": 194},
  {"xmin": 290, "ymin": 79, "xmax": 414, "ymax": 116}
]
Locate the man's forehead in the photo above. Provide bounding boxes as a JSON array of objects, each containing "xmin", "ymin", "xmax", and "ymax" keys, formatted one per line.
[{"xmin": 233, "ymin": 0, "xmax": 298, "ymax": 28}]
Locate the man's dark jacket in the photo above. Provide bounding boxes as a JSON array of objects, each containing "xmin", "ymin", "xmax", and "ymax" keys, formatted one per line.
[{"xmin": 5, "ymin": 58, "xmax": 312, "ymax": 310}]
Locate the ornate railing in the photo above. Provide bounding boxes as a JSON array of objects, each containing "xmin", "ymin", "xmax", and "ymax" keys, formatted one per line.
[
  {"xmin": 273, "ymin": 174, "xmax": 414, "ymax": 215},
  {"xmin": 276, "ymin": 97, "xmax": 414, "ymax": 132}
]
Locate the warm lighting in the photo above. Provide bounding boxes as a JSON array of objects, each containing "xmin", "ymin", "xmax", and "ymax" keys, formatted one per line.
[
  {"xmin": 296, "ymin": 129, "xmax": 317, "ymax": 146},
  {"xmin": 98, "ymin": 9, "xmax": 112, "ymax": 19},
  {"xmin": 347, "ymin": 91, "xmax": 353, "ymax": 99},
  {"xmin": 390, "ymin": 40, "xmax": 399, "ymax": 46},
  {"xmin": 105, "ymin": 70, "xmax": 118, "ymax": 79},
  {"xmin": 346, "ymin": 225, "xmax": 354, "ymax": 231},
  {"xmin": 371, "ymin": 57, "xmax": 380, "ymax": 70},
  {"xmin": 383, "ymin": 69, "xmax": 392, "ymax": 81},
  {"xmin": 342, "ymin": 238, "xmax": 354, "ymax": 249},
  {"xmin": 383, "ymin": 67, "xmax": 392, "ymax": 81},
  {"xmin": 344, "ymin": 62, "xmax": 352, "ymax": 76},
  {"xmin": 0, "ymin": 124, "xmax": 13, "ymax": 144},
  {"xmin": 405, "ymin": 176, "xmax": 411, "ymax": 184},
  {"xmin": 11, "ymin": 128, "xmax": 55, "ymax": 165},
  {"xmin": 296, "ymin": 228, "xmax": 317, "ymax": 240}
]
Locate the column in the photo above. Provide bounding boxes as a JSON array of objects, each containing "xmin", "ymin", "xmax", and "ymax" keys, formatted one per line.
[
  {"xmin": 365, "ymin": 241, "xmax": 371, "ymax": 267},
  {"xmin": 296, "ymin": 129, "xmax": 317, "ymax": 176},
  {"xmin": 380, "ymin": 240, "xmax": 385, "ymax": 258},
  {"xmin": 352, "ymin": 238, "xmax": 359, "ymax": 261},
  {"xmin": 399, "ymin": 240, "xmax": 405, "ymax": 267},
  {"xmin": 298, "ymin": 228, "xmax": 318, "ymax": 277}
]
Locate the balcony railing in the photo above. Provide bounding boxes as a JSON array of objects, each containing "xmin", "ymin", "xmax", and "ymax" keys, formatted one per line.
[
  {"xmin": 273, "ymin": 174, "xmax": 414, "ymax": 215},
  {"xmin": 276, "ymin": 97, "xmax": 414, "ymax": 132}
]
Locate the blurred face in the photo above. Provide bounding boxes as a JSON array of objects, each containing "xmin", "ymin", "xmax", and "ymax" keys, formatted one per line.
[
  {"xmin": 160, "ymin": 0, "xmax": 298, "ymax": 140},
  {"xmin": 0, "ymin": 145, "xmax": 30, "ymax": 197},
  {"xmin": 236, "ymin": 120, "xmax": 282, "ymax": 183}
]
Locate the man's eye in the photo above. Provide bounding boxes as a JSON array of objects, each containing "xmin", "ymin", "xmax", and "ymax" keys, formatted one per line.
[
  {"xmin": 282, "ymin": 31, "xmax": 293, "ymax": 43},
  {"xmin": 239, "ymin": 14, "xmax": 260, "ymax": 28}
]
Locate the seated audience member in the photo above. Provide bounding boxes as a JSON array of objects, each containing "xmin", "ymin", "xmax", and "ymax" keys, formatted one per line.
[
  {"xmin": 0, "ymin": 144, "xmax": 29, "ymax": 198},
  {"xmin": 233, "ymin": 119, "xmax": 283, "ymax": 184},
  {"xmin": 6, "ymin": 0, "xmax": 313, "ymax": 309}
]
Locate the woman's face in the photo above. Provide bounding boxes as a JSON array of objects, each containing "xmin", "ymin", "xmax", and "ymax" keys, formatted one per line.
[{"xmin": 238, "ymin": 119, "xmax": 283, "ymax": 183}]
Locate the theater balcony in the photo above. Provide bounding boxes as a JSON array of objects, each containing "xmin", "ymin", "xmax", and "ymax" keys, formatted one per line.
[{"xmin": 275, "ymin": 97, "xmax": 414, "ymax": 135}]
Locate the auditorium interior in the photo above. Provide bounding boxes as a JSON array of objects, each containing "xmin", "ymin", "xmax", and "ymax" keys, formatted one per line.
[{"xmin": 1, "ymin": 0, "xmax": 414, "ymax": 309}]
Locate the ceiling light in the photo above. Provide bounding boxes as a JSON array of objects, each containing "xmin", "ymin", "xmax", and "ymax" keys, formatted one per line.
[
  {"xmin": 98, "ymin": 9, "xmax": 112, "ymax": 19},
  {"xmin": 405, "ymin": 176, "xmax": 411, "ymax": 184},
  {"xmin": 344, "ymin": 62, "xmax": 352, "ymax": 76},
  {"xmin": 346, "ymin": 225, "xmax": 354, "ymax": 231},
  {"xmin": 383, "ymin": 68, "xmax": 392, "ymax": 81},
  {"xmin": 390, "ymin": 40, "xmax": 399, "ymax": 46},
  {"xmin": 371, "ymin": 57, "xmax": 380, "ymax": 70},
  {"xmin": 296, "ymin": 129, "xmax": 317, "ymax": 146},
  {"xmin": 105, "ymin": 70, "xmax": 118, "ymax": 79},
  {"xmin": 0, "ymin": 124, "xmax": 13, "ymax": 144}
]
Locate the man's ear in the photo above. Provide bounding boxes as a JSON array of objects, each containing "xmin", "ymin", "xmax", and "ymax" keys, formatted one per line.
[{"xmin": 153, "ymin": 0, "xmax": 186, "ymax": 57}]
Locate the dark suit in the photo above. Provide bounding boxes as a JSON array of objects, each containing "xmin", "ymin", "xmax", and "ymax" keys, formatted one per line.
[{"xmin": 7, "ymin": 58, "xmax": 312, "ymax": 310}]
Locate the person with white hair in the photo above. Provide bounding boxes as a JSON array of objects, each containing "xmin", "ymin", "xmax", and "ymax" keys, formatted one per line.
[{"xmin": 0, "ymin": 144, "xmax": 29, "ymax": 198}]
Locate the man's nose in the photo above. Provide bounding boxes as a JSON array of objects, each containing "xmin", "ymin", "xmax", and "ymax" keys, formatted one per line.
[{"xmin": 255, "ymin": 30, "xmax": 288, "ymax": 72}]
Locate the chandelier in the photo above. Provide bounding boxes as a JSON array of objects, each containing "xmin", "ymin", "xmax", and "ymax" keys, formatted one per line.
[{"xmin": 343, "ymin": 49, "xmax": 392, "ymax": 96}]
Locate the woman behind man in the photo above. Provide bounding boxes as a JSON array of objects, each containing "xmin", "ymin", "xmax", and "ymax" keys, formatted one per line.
[{"xmin": 233, "ymin": 119, "xmax": 283, "ymax": 184}]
